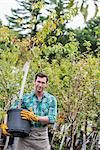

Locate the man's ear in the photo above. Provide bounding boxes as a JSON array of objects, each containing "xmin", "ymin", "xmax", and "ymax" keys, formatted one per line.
[
  {"xmin": 34, "ymin": 81, "xmax": 36, "ymax": 87},
  {"xmin": 46, "ymin": 82, "xmax": 48, "ymax": 88}
]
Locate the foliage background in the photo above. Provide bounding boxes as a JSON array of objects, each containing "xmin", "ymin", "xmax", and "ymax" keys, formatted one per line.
[{"xmin": 0, "ymin": 0, "xmax": 99, "ymax": 149}]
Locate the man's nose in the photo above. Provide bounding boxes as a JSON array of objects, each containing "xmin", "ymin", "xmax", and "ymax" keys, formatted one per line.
[{"xmin": 38, "ymin": 82, "xmax": 42, "ymax": 86}]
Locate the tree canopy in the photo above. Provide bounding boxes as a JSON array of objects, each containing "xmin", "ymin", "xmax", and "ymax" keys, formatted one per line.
[{"xmin": 0, "ymin": 0, "xmax": 99, "ymax": 149}]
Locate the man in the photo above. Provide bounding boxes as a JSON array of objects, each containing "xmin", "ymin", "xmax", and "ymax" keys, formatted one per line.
[{"xmin": 1, "ymin": 72, "xmax": 57, "ymax": 150}]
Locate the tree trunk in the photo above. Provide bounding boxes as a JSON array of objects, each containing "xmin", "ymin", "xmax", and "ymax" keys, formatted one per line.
[
  {"xmin": 70, "ymin": 111, "xmax": 77, "ymax": 150},
  {"xmin": 82, "ymin": 116, "xmax": 88, "ymax": 150},
  {"xmin": 84, "ymin": 116, "xmax": 88, "ymax": 140},
  {"xmin": 90, "ymin": 131, "xmax": 97, "ymax": 150},
  {"xmin": 82, "ymin": 132, "xmax": 86, "ymax": 150}
]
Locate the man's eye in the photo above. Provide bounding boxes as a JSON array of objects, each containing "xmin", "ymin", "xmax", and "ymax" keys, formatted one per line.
[
  {"xmin": 42, "ymin": 82, "xmax": 45, "ymax": 84},
  {"xmin": 37, "ymin": 81, "xmax": 45, "ymax": 84}
]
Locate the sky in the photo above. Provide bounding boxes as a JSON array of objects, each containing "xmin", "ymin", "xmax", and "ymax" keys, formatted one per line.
[
  {"xmin": 0, "ymin": 0, "xmax": 18, "ymax": 23},
  {"xmin": 0, "ymin": 0, "xmax": 99, "ymax": 29}
]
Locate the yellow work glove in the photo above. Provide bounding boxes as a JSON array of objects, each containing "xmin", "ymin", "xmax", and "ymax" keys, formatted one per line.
[
  {"xmin": 0, "ymin": 123, "xmax": 10, "ymax": 136},
  {"xmin": 20, "ymin": 108, "xmax": 39, "ymax": 122}
]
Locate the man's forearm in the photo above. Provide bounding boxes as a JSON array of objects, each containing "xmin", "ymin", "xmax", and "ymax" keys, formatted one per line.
[{"xmin": 38, "ymin": 116, "xmax": 49, "ymax": 124}]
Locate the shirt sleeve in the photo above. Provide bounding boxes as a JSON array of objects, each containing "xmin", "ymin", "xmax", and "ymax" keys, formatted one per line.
[
  {"xmin": 10, "ymin": 99, "xmax": 20, "ymax": 109},
  {"xmin": 48, "ymin": 96, "xmax": 57, "ymax": 124},
  {"xmin": 10, "ymin": 93, "xmax": 31, "ymax": 109}
]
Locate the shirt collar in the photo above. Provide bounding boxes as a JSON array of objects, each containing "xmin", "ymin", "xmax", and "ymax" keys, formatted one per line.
[{"xmin": 31, "ymin": 90, "xmax": 48, "ymax": 98}]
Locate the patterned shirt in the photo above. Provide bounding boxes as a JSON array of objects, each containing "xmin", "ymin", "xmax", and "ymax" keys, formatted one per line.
[{"xmin": 10, "ymin": 90, "xmax": 57, "ymax": 127}]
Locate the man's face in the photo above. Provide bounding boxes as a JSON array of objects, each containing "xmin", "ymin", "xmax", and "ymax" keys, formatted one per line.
[{"xmin": 34, "ymin": 76, "xmax": 47, "ymax": 93}]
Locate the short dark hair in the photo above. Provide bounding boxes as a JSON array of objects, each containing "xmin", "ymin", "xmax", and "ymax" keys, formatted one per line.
[{"xmin": 35, "ymin": 72, "xmax": 48, "ymax": 82}]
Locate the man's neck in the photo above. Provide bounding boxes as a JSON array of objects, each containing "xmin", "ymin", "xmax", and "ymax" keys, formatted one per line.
[{"xmin": 35, "ymin": 91, "xmax": 43, "ymax": 100}]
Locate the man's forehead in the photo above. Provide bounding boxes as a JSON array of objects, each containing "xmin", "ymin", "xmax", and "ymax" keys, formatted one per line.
[{"xmin": 36, "ymin": 76, "xmax": 47, "ymax": 81}]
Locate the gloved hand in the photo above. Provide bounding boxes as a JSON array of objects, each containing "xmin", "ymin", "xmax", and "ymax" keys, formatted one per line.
[
  {"xmin": 20, "ymin": 108, "xmax": 39, "ymax": 122},
  {"xmin": 0, "ymin": 123, "xmax": 10, "ymax": 136}
]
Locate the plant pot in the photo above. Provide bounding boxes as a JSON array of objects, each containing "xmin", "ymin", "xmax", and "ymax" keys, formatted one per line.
[
  {"xmin": 7, "ymin": 109, "xmax": 31, "ymax": 137},
  {"xmin": 0, "ymin": 128, "xmax": 5, "ymax": 149},
  {"xmin": 0, "ymin": 138, "xmax": 4, "ymax": 150}
]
